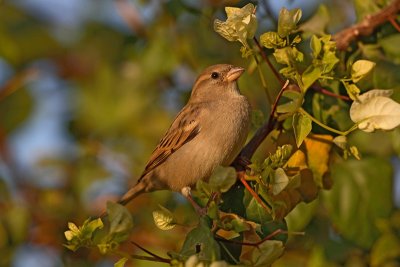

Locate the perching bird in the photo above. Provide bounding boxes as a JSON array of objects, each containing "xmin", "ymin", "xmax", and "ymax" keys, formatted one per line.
[{"xmin": 117, "ymin": 64, "xmax": 251, "ymax": 208}]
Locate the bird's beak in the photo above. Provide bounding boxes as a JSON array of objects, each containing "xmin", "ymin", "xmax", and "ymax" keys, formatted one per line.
[{"xmin": 226, "ymin": 67, "xmax": 245, "ymax": 82}]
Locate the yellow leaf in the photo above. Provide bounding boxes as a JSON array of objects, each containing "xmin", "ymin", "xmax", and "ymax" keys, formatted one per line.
[
  {"xmin": 152, "ymin": 205, "xmax": 176, "ymax": 230},
  {"xmin": 304, "ymin": 134, "xmax": 333, "ymax": 187},
  {"xmin": 286, "ymin": 149, "xmax": 307, "ymax": 171}
]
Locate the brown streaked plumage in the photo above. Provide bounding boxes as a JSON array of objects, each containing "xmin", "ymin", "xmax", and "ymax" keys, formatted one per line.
[{"xmin": 117, "ymin": 64, "xmax": 251, "ymax": 206}]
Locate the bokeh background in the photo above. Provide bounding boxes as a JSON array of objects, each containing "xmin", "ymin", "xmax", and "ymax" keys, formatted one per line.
[{"xmin": 1, "ymin": 0, "xmax": 399, "ymax": 266}]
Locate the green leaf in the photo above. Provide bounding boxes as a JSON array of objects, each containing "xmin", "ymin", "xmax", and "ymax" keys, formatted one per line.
[
  {"xmin": 342, "ymin": 82, "xmax": 360, "ymax": 101},
  {"xmin": 64, "ymin": 218, "xmax": 104, "ymax": 252},
  {"xmin": 323, "ymin": 158, "xmax": 393, "ymax": 248},
  {"xmin": 220, "ymin": 184, "xmax": 245, "ymax": 216},
  {"xmin": 250, "ymin": 240, "xmax": 285, "ymax": 266},
  {"xmin": 278, "ymin": 8, "xmax": 302, "ymax": 38},
  {"xmin": 107, "ymin": 202, "xmax": 134, "ymax": 243},
  {"xmin": 243, "ymin": 190, "xmax": 288, "ymax": 242},
  {"xmin": 351, "ymin": 60, "xmax": 376, "ymax": 83},
  {"xmin": 240, "ymin": 45, "xmax": 253, "ymax": 58},
  {"xmin": 276, "ymin": 90, "xmax": 302, "ymax": 114},
  {"xmin": 272, "ymin": 168, "xmax": 289, "ymax": 195},
  {"xmin": 292, "ymin": 113, "xmax": 312, "ymax": 147},
  {"xmin": 153, "ymin": 205, "xmax": 177, "ymax": 230},
  {"xmin": 359, "ymin": 43, "xmax": 384, "ymax": 60},
  {"xmin": 213, "ymin": 4, "xmax": 257, "ymax": 47},
  {"xmin": 179, "ymin": 217, "xmax": 221, "ymax": 261},
  {"xmin": 269, "ymin": 144, "xmax": 293, "ymax": 168},
  {"xmin": 301, "ymin": 65, "xmax": 322, "ymax": 92},
  {"xmin": 273, "ymin": 47, "xmax": 304, "ymax": 66},
  {"xmin": 310, "ymin": 35, "xmax": 321, "ymax": 58},
  {"xmin": 348, "ymin": 145, "xmax": 361, "ymax": 160},
  {"xmin": 209, "ymin": 166, "xmax": 237, "ymax": 193},
  {"xmin": 378, "ymin": 34, "xmax": 400, "ymax": 64},
  {"xmin": 333, "ymin": 135, "xmax": 347, "ymax": 150},
  {"xmin": 114, "ymin": 257, "xmax": 128, "ymax": 267},
  {"xmin": 319, "ymin": 35, "xmax": 339, "ymax": 73},
  {"xmin": 285, "ymin": 201, "xmax": 318, "ymax": 232},
  {"xmin": 371, "ymin": 233, "xmax": 400, "ymax": 266},
  {"xmin": 260, "ymin": 31, "xmax": 285, "ymax": 49},
  {"xmin": 372, "ymin": 61, "xmax": 400, "ymax": 90},
  {"xmin": 251, "ymin": 109, "xmax": 265, "ymax": 128}
]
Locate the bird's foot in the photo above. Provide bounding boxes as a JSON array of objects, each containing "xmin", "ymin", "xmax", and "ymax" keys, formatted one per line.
[
  {"xmin": 231, "ymin": 155, "xmax": 252, "ymax": 171},
  {"xmin": 181, "ymin": 187, "xmax": 218, "ymax": 217}
]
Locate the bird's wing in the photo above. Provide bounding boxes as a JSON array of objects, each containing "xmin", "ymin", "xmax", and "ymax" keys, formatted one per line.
[{"xmin": 139, "ymin": 105, "xmax": 201, "ymax": 178}]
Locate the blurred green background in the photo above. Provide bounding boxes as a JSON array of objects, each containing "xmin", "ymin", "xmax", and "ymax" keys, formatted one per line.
[{"xmin": 1, "ymin": 0, "xmax": 400, "ymax": 266}]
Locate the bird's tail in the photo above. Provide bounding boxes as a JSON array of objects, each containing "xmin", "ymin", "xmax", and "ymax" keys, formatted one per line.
[
  {"xmin": 99, "ymin": 181, "xmax": 146, "ymax": 218},
  {"xmin": 118, "ymin": 181, "xmax": 146, "ymax": 206}
]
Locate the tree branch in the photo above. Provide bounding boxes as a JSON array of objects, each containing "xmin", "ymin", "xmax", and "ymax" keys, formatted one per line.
[
  {"xmin": 240, "ymin": 81, "xmax": 289, "ymax": 160},
  {"xmin": 333, "ymin": 0, "xmax": 400, "ymax": 50}
]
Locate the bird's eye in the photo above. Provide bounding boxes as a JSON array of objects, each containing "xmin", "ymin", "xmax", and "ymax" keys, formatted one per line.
[{"xmin": 211, "ymin": 72, "xmax": 219, "ymax": 79}]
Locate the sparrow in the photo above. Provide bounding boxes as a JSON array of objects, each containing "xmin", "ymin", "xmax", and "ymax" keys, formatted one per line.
[{"xmin": 117, "ymin": 64, "xmax": 251, "ymax": 207}]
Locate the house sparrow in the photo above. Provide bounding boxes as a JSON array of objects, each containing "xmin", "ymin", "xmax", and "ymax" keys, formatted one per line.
[{"xmin": 117, "ymin": 64, "xmax": 251, "ymax": 207}]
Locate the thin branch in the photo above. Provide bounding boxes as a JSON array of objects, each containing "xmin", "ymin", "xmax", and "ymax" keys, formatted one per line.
[
  {"xmin": 299, "ymin": 107, "xmax": 359, "ymax": 136},
  {"xmin": 130, "ymin": 254, "xmax": 170, "ymax": 263},
  {"xmin": 311, "ymin": 85, "xmax": 351, "ymax": 101},
  {"xmin": 0, "ymin": 68, "xmax": 39, "ymax": 102},
  {"xmin": 240, "ymin": 80, "xmax": 289, "ymax": 160},
  {"xmin": 389, "ymin": 16, "xmax": 400, "ymax": 32},
  {"xmin": 253, "ymin": 37, "xmax": 284, "ymax": 85},
  {"xmin": 238, "ymin": 171, "xmax": 271, "ymax": 213},
  {"xmin": 130, "ymin": 241, "xmax": 170, "ymax": 263},
  {"xmin": 333, "ymin": 0, "xmax": 400, "ymax": 50}
]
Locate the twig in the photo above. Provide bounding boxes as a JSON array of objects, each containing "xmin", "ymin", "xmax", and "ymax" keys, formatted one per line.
[
  {"xmin": 130, "ymin": 241, "xmax": 170, "ymax": 263},
  {"xmin": 389, "ymin": 17, "xmax": 400, "ymax": 32},
  {"xmin": 253, "ymin": 37, "xmax": 284, "ymax": 86},
  {"xmin": 0, "ymin": 68, "xmax": 39, "ymax": 102},
  {"xmin": 311, "ymin": 85, "xmax": 351, "ymax": 101},
  {"xmin": 130, "ymin": 254, "xmax": 170, "ymax": 263},
  {"xmin": 240, "ymin": 80, "xmax": 289, "ymax": 159},
  {"xmin": 333, "ymin": 0, "xmax": 400, "ymax": 50},
  {"xmin": 238, "ymin": 171, "xmax": 271, "ymax": 213},
  {"xmin": 235, "ymin": 82, "xmax": 289, "ymax": 213}
]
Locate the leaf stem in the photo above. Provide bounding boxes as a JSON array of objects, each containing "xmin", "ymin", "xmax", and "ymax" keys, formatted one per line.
[
  {"xmin": 298, "ymin": 108, "xmax": 358, "ymax": 136},
  {"xmin": 311, "ymin": 85, "xmax": 351, "ymax": 101},
  {"xmin": 389, "ymin": 16, "xmax": 400, "ymax": 32},
  {"xmin": 319, "ymin": 75, "xmax": 334, "ymax": 80}
]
